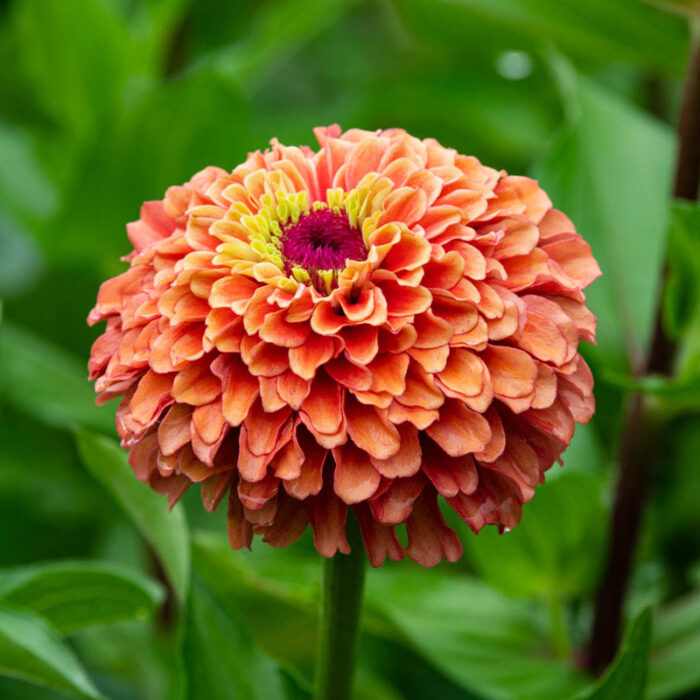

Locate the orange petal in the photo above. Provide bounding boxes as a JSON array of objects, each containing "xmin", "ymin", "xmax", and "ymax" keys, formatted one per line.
[
  {"xmin": 405, "ymin": 489, "xmax": 462, "ymax": 566},
  {"xmin": 284, "ymin": 426, "xmax": 327, "ymax": 499},
  {"xmin": 332, "ymin": 443, "xmax": 381, "ymax": 504},
  {"xmin": 370, "ymin": 474, "xmax": 426, "ymax": 524},
  {"xmin": 130, "ymin": 370, "xmax": 174, "ymax": 426},
  {"xmin": 371, "ymin": 422, "xmax": 421, "ymax": 478},
  {"xmin": 354, "ymin": 504, "xmax": 404, "ymax": 567},
  {"xmin": 259, "ymin": 309, "xmax": 311, "ymax": 348},
  {"xmin": 482, "ymin": 344, "xmax": 537, "ymax": 398},
  {"xmin": 307, "ymin": 489, "xmax": 350, "ymax": 558},
  {"xmin": 422, "ymin": 439, "xmax": 478, "ymax": 497},
  {"xmin": 345, "ymin": 397, "xmax": 400, "ymax": 460},
  {"xmin": 212, "ymin": 354, "xmax": 259, "ymax": 427},
  {"xmin": 172, "ymin": 358, "xmax": 221, "ymax": 406},
  {"xmin": 227, "ymin": 489, "xmax": 253, "ymax": 549},
  {"xmin": 300, "ymin": 372, "xmax": 344, "ymax": 436},
  {"xmin": 275, "ymin": 371, "xmax": 311, "ymax": 411},
  {"xmin": 289, "ymin": 333, "xmax": 335, "ymax": 380},
  {"xmin": 368, "ymin": 353, "xmax": 410, "ymax": 395},
  {"xmin": 341, "ymin": 325, "xmax": 379, "ymax": 364},
  {"xmin": 157, "ymin": 402, "xmax": 192, "ymax": 456},
  {"xmin": 244, "ymin": 401, "xmax": 292, "ymax": 457},
  {"xmin": 426, "ymin": 400, "xmax": 491, "ymax": 456}
]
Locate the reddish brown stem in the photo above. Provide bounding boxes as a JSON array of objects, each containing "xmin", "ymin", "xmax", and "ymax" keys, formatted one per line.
[{"xmin": 586, "ymin": 22, "xmax": 700, "ymax": 675}]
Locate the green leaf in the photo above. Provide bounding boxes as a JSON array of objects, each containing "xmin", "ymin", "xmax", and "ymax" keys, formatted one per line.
[
  {"xmin": 0, "ymin": 213, "xmax": 44, "ymax": 299},
  {"xmin": 464, "ymin": 472, "xmax": 606, "ymax": 599},
  {"xmin": 10, "ymin": 0, "xmax": 131, "ymax": 138},
  {"xmin": 532, "ymin": 57, "xmax": 674, "ymax": 370},
  {"xmin": 183, "ymin": 573, "xmax": 289, "ymax": 700},
  {"xmin": 74, "ymin": 429, "xmax": 190, "ymax": 603},
  {"xmin": 0, "ymin": 323, "xmax": 115, "ymax": 434},
  {"xmin": 576, "ymin": 608, "xmax": 653, "ymax": 699},
  {"xmin": 0, "ymin": 561, "xmax": 164, "ymax": 634},
  {"xmin": 366, "ymin": 568, "xmax": 588, "ymax": 700},
  {"xmin": 650, "ymin": 589, "xmax": 700, "ymax": 699},
  {"xmin": 0, "ymin": 122, "xmax": 58, "ymax": 226},
  {"xmin": 0, "ymin": 604, "xmax": 103, "ymax": 699},
  {"xmin": 394, "ymin": 0, "xmax": 687, "ymax": 75},
  {"xmin": 201, "ymin": 0, "xmax": 358, "ymax": 89}
]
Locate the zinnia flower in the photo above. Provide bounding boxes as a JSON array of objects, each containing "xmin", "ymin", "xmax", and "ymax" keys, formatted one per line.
[{"xmin": 88, "ymin": 126, "xmax": 600, "ymax": 567}]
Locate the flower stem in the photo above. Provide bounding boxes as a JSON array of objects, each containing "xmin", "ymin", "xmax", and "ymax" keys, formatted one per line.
[
  {"xmin": 585, "ymin": 19, "xmax": 700, "ymax": 675},
  {"xmin": 314, "ymin": 511, "xmax": 366, "ymax": 700}
]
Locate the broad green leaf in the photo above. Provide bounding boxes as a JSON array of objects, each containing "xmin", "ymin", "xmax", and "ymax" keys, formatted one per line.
[
  {"xmin": 0, "ymin": 604, "xmax": 102, "ymax": 699},
  {"xmin": 532, "ymin": 58, "xmax": 674, "ymax": 370},
  {"xmin": 192, "ymin": 533, "xmax": 321, "ymax": 666},
  {"xmin": 201, "ymin": 0, "xmax": 358, "ymax": 89},
  {"xmin": 0, "ymin": 323, "xmax": 115, "ymax": 434},
  {"xmin": 576, "ymin": 609, "xmax": 652, "ymax": 699},
  {"xmin": 10, "ymin": 0, "xmax": 131, "ymax": 138},
  {"xmin": 0, "ymin": 214, "xmax": 44, "ymax": 299},
  {"xmin": 366, "ymin": 568, "xmax": 588, "ymax": 700},
  {"xmin": 74, "ymin": 429, "xmax": 190, "ymax": 603},
  {"xmin": 650, "ymin": 589, "xmax": 700, "ymax": 698},
  {"xmin": 45, "ymin": 66, "xmax": 250, "ymax": 266},
  {"xmin": 0, "ymin": 122, "xmax": 57, "ymax": 226},
  {"xmin": 393, "ymin": 0, "xmax": 687, "ymax": 74},
  {"xmin": 183, "ymin": 573, "xmax": 289, "ymax": 700},
  {"xmin": 0, "ymin": 561, "xmax": 164, "ymax": 634},
  {"xmin": 464, "ymin": 472, "xmax": 606, "ymax": 599}
]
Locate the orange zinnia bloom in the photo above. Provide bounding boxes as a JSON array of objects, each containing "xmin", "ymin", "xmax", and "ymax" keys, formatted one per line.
[{"xmin": 89, "ymin": 126, "xmax": 600, "ymax": 567}]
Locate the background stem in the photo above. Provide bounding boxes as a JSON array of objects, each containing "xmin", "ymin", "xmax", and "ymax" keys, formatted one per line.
[
  {"xmin": 585, "ymin": 20, "xmax": 700, "ymax": 676},
  {"xmin": 314, "ymin": 511, "xmax": 366, "ymax": 700}
]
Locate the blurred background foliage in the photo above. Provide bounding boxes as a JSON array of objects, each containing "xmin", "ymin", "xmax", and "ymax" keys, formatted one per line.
[{"xmin": 0, "ymin": 0, "xmax": 699, "ymax": 698}]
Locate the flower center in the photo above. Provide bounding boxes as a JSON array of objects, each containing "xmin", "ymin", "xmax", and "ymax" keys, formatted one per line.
[{"xmin": 280, "ymin": 209, "xmax": 367, "ymax": 291}]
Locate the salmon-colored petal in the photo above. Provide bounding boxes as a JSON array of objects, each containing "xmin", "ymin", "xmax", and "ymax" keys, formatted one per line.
[
  {"xmin": 370, "ymin": 474, "xmax": 426, "ymax": 524},
  {"xmin": 157, "ymin": 403, "xmax": 192, "ymax": 456},
  {"xmin": 289, "ymin": 333, "xmax": 335, "ymax": 379},
  {"xmin": 368, "ymin": 353, "xmax": 410, "ymax": 395},
  {"xmin": 201, "ymin": 471, "xmax": 233, "ymax": 513},
  {"xmin": 212, "ymin": 354, "xmax": 259, "ymax": 427},
  {"xmin": 260, "ymin": 492, "xmax": 309, "ymax": 548},
  {"xmin": 259, "ymin": 309, "xmax": 311, "ymax": 348},
  {"xmin": 345, "ymin": 397, "xmax": 400, "ymax": 460},
  {"xmin": 354, "ymin": 504, "xmax": 404, "ymax": 567},
  {"xmin": 421, "ymin": 438, "xmax": 478, "ymax": 497},
  {"xmin": 227, "ymin": 489, "xmax": 253, "ymax": 550},
  {"xmin": 284, "ymin": 426, "xmax": 327, "ymax": 499},
  {"xmin": 482, "ymin": 344, "xmax": 537, "ymax": 399},
  {"xmin": 333, "ymin": 443, "xmax": 381, "ymax": 504},
  {"xmin": 129, "ymin": 370, "xmax": 174, "ymax": 426},
  {"xmin": 426, "ymin": 400, "xmax": 491, "ymax": 456},
  {"xmin": 325, "ymin": 355, "xmax": 373, "ymax": 391},
  {"xmin": 300, "ymin": 371, "xmax": 343, "ymax": 436},
  {"xmin": 542, "ymin": 235, "xmax": 601, "ymax": 287},
  {"xmin": 307, "ymin": 488, "xmax": 350, "ymax": 558},
  {"xmin": 371, "ymin": 422, "xmax": 421, "ymax": 478},
  {"xmin": 342, "ymin": 325, "xmax": 379, "ymax": 364},
  {"xmin": 405, "ymin": 489, "xmax": 462, "ymax": 566},
  {"xmin": 172, "ymin": 358, "xmax": 220, "ymax": 406}
]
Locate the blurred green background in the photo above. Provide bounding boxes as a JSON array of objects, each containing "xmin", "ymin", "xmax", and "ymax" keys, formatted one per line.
[{"xmin": 1, "ymin": 0, "xmax": 700, "ymax": 698}]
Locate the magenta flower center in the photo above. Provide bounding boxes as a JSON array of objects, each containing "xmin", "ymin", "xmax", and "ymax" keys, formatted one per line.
[{"xmin": 281, "ymin": 209, "xmax": 367, "ymax": 285}]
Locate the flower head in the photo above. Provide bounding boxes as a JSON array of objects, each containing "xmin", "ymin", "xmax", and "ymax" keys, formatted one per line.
[{"xmin": 89, "ymin": 126, "xmax": 600, "ymax": 567}]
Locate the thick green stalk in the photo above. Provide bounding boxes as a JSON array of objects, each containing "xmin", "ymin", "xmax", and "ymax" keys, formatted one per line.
[{"xmin": 314, "ymin": 511, "xmax": 366, "ymax": 700}]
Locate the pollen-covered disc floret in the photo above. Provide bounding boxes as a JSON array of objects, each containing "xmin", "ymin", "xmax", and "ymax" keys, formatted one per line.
[{"xmin": 88, "ymin": 126, "xmax": 601, "ymax": 567}]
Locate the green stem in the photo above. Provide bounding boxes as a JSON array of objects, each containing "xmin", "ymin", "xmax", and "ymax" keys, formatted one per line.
[
  {"xmin": 547, "ymin": 590, "xmax": 571, "ymax": 661},
  {"xmin": 314, "ymin": 510, "xmax": 366, "ymax": 700}
]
